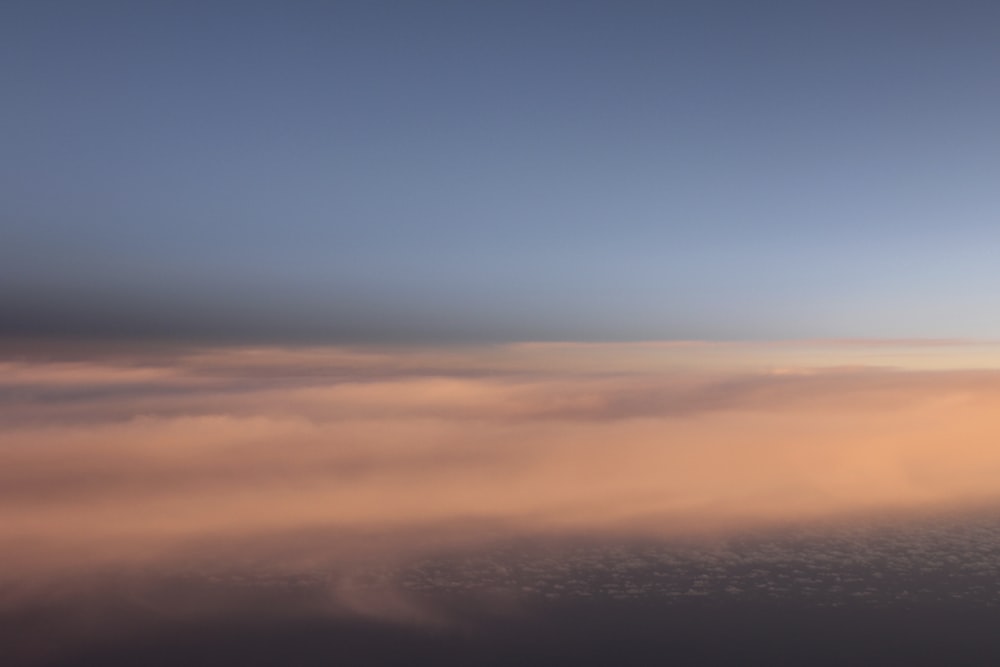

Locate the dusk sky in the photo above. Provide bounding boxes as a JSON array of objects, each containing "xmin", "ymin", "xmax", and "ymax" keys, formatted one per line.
[
  {"xmin": 6, "ymin": 3, "xmax": 1000, "ymax": 666},
  {"xmin": 4, "ymin": 1, "xmax": 1000, "ymax": 342}
]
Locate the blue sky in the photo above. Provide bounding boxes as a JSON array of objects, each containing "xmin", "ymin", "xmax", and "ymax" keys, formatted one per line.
[{"xmin": 3, "ymin": 1, "xmax": 1000, "ymax": 342}]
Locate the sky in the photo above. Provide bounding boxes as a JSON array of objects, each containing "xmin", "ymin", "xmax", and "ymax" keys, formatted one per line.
[
  {"xmin": 9, "ymin": 7, "xmax": 1000, "ymax": 663},
  {"xmin": 4, "ymin": 1, "xmax": 1000, "ymax": 342}
]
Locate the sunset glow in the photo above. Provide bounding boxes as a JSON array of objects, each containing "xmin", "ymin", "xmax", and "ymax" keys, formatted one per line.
[
  {"xmin": 6, "ymin": 2, "xmax": 1000, "ymax": 664},
  {"xmin": 5, "ymin": 340, "xmax": 1000, "ymax": 580}
]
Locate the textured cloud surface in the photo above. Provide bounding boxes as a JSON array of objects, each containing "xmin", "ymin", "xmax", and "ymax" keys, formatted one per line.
[{"xmin": 5, "ymin": 340, "xmax": 1000, "ymax": 577}]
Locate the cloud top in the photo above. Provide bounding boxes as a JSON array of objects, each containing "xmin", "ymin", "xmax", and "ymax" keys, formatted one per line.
[{"xmin": 4, "ymin": 340, "xmax": 1000, "ymax": 578}]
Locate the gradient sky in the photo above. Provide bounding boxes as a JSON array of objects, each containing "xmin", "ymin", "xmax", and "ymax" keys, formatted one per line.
[{"xmin": 4, "ymin": 1, "xmax": 1000, "ymax": 342}]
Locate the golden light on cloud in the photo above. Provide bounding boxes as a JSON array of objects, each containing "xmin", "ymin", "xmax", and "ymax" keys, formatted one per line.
[{"xmin": 4, "ymin": 339, "xmax": 1000, "ymax": 577}]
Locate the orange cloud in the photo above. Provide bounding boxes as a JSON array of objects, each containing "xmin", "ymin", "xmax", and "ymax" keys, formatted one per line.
[{"xmin": 4, "ymin": 340, "xmax": 1000, "ymax": 577}]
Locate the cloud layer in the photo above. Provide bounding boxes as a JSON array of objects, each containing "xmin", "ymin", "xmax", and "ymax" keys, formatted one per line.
[{"xmin": 4, "ymin": 339, "xmax": 1000, "ymax": 577}]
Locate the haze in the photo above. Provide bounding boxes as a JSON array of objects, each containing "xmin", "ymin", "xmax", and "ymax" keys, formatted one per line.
[
  {"xmin": 5, "ymin": 340, "xmax": 1000, "ymax": 579},
  {"xmin": 5, "ymin": 2, "xmax": 1000, "ymax": 665}
]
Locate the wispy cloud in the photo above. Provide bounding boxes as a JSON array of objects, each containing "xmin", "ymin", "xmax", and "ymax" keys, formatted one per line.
[{"xmin": 4, "ymin": 340, "xmax": 1000, "ymax": 578}]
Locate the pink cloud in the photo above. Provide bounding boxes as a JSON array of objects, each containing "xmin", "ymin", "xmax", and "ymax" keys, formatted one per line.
[{"xmin": 4, "ymin": 340, "xmax": 1000, "ymax": 577}]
